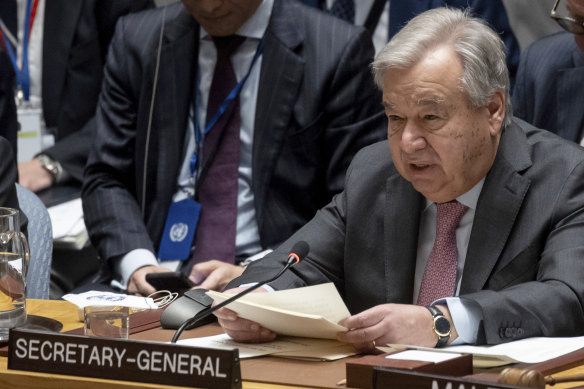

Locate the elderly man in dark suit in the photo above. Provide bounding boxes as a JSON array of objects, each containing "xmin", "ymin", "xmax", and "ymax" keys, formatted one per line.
[
  {"xmin": 217, "ymin": 7, "xmax": 584, "ymax": 349},
  {"xmin": 82, "ymin": 0, "xmax": 385, "ymax": 295},
  {"xmin": 513, "ymin": 0, "xmax": 584, "ymax": 143}
]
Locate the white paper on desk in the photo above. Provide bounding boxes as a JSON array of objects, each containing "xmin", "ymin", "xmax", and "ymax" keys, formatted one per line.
[
  {"xmin": 48, "ymin": 197, "xmax": 85, "ymax": 239},
  {"xmin": 387, "ymin": 336, "xmax": 584, "ymax": 368},
  {"xmin": 178, "ymin": 333, "xmax": 356, "ymax": 360},
  {"xmin": 207, "ymin": 283, "xmax": 350, "ymax": 339}
]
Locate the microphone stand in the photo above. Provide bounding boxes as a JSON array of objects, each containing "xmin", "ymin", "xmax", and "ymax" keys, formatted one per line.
[{"xmin": 171, "ymin": 256, "xmax": 298, "ymax": 343}]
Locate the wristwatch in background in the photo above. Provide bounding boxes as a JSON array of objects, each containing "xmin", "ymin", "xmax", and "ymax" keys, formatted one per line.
[
  {"xmin": 37, "ymin": 154, "xmax": 63, "ymax": 183},
  {"xmin": 426, "ymin": 305, "xmax": 451, "ymax": 347}
]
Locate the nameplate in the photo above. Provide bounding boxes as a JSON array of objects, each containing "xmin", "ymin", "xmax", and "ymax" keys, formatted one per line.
[
  {"xmin": 8, "ymin": 329, "xmax": 241, "ymax": 389},
  {"xmin": 373, "ymin": 367, "xmax": 525, "ymax": 389}
]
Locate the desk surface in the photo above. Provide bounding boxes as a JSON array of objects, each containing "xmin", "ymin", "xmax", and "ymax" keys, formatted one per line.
[{"xmin": 0, "ymin": 300, "xmax": 582, "ymax": 389}]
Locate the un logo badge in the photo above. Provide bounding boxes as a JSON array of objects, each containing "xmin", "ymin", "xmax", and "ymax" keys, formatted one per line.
[{"xmin": 169, "ymin": 223, "xmax": 188, "ymax": 242}]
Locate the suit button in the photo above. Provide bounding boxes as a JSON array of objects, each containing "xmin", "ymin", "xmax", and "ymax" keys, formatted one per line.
[
  {"xmin": 505, "ymin": 328, "xmax": 512, "ymax": 338},
  {"xmin": 517, "ymin": 328, "xmax": 524, "ymax": 337},
  {"xmin": 499, "ymin": 328, "xmax": 506, "ymax": 338},
  {"xmin": 511, "ymin": 328, "xmax": 517, "ymax": 337}
]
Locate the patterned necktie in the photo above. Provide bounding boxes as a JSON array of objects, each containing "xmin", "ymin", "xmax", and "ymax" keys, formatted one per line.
[
  {"xmin": 417, "ymin": 200, "xmax": 468, "ymax": 306},
  {"xmin": 188, "ymin": 35, "xmax": 245, "ymax": 270},
  {"xmin": 329, "ymin": 0, "xmax": 355, "ymax": 24}
]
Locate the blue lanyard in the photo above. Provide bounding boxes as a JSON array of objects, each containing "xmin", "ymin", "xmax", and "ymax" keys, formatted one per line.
[
  {"xmin": 0, "ymin": 0, "xmax": 34, "ymax": 102},
  {"xmin": 189, "ymin": 38, "xmax": 264, "ymax": 178}
]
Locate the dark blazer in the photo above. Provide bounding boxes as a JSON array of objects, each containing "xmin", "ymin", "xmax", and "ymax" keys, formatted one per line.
[
  {"xmin": 39, "ymin": 0, "xmax": 152, "ymax": 182},
  {"xmin": 513, "ymin": 32, "xmax": 584, "ymax": 143},
  {"xmin": 234, "ymin": 118, "xmax": 584, "ymax": 344},
  {"xmin": 296, "ymin": 0, "xmax": 520, "ymax": 84},
  {"xmin": 82, "ymin": 1, "xmax": 386, "ymax": 269},
  {"xmin": 0, "ymin": 51, "xmax": 17, "ymax": 157},
  {"xmin": 0, "ymin": 137, "xmax": 20, "ymax": 210}
]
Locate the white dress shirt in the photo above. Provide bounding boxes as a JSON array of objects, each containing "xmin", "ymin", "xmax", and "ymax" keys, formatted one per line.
[
  {"xmin": 415, "ymin": 180, "xmax": 485, "ymax": 344},
  {"xmin": 15, "ymin": 0, "xmax": 44, "ymax": 107}
]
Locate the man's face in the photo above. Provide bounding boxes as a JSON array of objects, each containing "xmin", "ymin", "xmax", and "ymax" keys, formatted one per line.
[
  {"xmin": 181, "ymin": 0, "xmax": 262, "ymax": 36},
  {"xmin": 567, "ymin": 0, "xmax": 584, "ymax": 52},
  {"xmin": 384, "ymin": 46, "xmax": 504, "ymax": 203}
]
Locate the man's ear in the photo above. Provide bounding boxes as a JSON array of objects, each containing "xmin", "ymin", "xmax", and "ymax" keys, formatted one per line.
[{"xmin": 487, "ymin": 90, "xmax": 505, "ymax": 136}]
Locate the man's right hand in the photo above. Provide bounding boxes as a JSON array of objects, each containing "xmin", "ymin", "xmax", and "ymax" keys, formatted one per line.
[
  {"xmin": 214, "ymin": 287, "xmax": 276, "ymax": 342},
  {"xmin": 18, "ymin": 159, "xmax": 54, "ymax": 192},
  {"xmin": 128, "ymin": 265, "xmax": 170, "ymax": 296}
]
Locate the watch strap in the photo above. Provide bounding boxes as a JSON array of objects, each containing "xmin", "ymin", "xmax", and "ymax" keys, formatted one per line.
[{"xmin": 426, "ymin": 305, "xmax": 451, "ymax": 348}]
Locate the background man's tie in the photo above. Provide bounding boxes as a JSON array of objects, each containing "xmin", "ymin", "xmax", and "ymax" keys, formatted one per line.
[
  {"xmin": 329, "ymin": 0, "xmax": 355, "ymax": 23},
  {"xmin": 188, "ymin": 35, "xmax": 245, "ymax": 270},
  {"xmin": 417, "ymin": 200, "xmax": 468, "ymax": 306}
]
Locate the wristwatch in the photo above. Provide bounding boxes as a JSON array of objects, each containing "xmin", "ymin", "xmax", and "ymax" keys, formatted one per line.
[
  {"xmin": 37, "ymin": 154, "xmax": 63, "ymax": 182},
  {"xmin": 426, "ymin": 305, "xmax": 451, "ymax": 348}
]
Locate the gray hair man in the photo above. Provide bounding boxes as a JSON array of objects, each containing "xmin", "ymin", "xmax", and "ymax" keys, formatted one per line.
[{"xmin": 216, "ymin": 7, "xmax": 584, "ymax": 349}]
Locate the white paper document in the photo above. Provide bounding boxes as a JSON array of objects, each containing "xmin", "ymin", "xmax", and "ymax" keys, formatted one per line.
[
  {"xmin": 48, "ymin": 198, "xmax": 89, "ymax": 249},
  {"xmin": 386, "ymin": 336, "xmax": 584, "ymax": 368},
  {"xmin": 207, "ymin": 283, "xmax": 350, "ymax": 339},
  {"xmin": 178, "ymin": 333, "xmax": 356, "ymax": 361},
  {"xmin": 386, "ymin": 350, "xmax": 463, "ymax": 363}
]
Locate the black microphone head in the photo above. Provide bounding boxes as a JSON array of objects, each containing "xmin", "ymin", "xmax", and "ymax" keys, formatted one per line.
[{"xmin": 289, "ymin": 241, "xmax": 310, "ymax": 261}]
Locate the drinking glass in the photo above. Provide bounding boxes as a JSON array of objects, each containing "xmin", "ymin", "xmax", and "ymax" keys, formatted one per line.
[
  {"xmin": 84, "ymin": 305, "xmax": 130, "ymax": 339},
  {"xmin": 0, "ymin": 207, "xmax": 30, "ymax": 341}
]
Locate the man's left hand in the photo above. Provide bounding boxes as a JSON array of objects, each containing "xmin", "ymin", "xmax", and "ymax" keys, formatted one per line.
[
  {"xmin": 337, "ymin": 303, "xmax": 457, "ymax": 351},
  {"xmin": 189, "ymin": 260, "xmax": 245, "ymax": 291}
]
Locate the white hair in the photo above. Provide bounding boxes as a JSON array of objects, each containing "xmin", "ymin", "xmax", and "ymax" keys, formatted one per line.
[{"xmin": 372, "ymin": 7, "xmax": 512, "ymax": 127}]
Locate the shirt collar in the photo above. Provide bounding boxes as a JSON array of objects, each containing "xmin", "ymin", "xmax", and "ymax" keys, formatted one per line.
[
  {"xmin": 423, "ymin": 179, "xmax": 485, "ymax": 212},
  {"xmin": 199, "ymin": 0, "xmax": 273, "ymax": 41}
]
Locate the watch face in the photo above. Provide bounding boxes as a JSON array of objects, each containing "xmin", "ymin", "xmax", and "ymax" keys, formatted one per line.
[{"xmin": 434, "ymin": 316, "xmax": 451, "ymax": 337}]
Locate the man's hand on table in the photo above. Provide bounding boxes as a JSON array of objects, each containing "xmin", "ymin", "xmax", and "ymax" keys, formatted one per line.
[
  {"xmin": 128, "ymin": 265, "xmax": 171, "ymax": 296},
  {"xmin": 337, "ymin": 303, "xmax": 458, "ymax": 351}
]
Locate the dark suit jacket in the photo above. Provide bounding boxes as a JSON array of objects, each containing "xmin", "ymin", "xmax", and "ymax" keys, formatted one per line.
[
  {"xmin": 0, "ymin": 51, "xmax": 17, "ymax": 157},
  {"xmin": 82, "ymin": 1, "xmax": 386, "ymax": 272},
  {"xmin": 513, "ymin": 32, "xmax": 584, "ymax": 143},
  {"xmin": 234, "ymin": 117, "xmax": 584, "ymax": 344},
  {"xmin": 39, "ymin": 0, "xmax": 152, "ymax": 182},
  {"xmin": 0, "ymin": 137, "xmax": 20, "ymax": 210},
  {"xmin": 296, "ymin": 0, "xmax": 520, "ymax": 84}
]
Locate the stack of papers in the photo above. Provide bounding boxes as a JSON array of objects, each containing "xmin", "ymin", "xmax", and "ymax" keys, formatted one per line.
[
  {"xmin": 207, "ymin": 283, "xmax": 350, "ymax": 339},
  {"xmin": 179, "ymin": 334, "xmax": 357, "ymax": 361},
  {"xmin": 48, "ymin": 198, "xmax": 89, "ymax": 249},
  {"xmin": 384, "ymin": 336, "xmax": 584, "ymax": 368}
]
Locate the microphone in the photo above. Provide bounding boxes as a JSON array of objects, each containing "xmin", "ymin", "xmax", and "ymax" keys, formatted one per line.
[{"xmin": 170, "ymin": 241, "xmax": 310, "ymax": 343}]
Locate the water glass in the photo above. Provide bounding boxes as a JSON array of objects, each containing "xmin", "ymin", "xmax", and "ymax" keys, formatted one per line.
[
  {"xmin": 0, "ymin": 207, "xmax": 29, "ymax": 341},
  {"xmin": 84, "ymin": 305, "xmax": 130, "ymax": 339}
]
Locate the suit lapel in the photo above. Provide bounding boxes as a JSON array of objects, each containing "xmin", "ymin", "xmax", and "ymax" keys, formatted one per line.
[
  {"xmin": 384, "ymin": 174, "xmax": 423, "ymax": 303},
  {"xmin": 252, "ymin": 0, "xmax": 304, "ymax": 226},
  {"xmin": 556, "ymin": 51, "xmax": 584, "ymax": 142},
  {"xmin": 42, "ymin": 0, "xmax": 84, "ymax": 125},
  {"xmin": 460, "ymin": 123, "xmax": 531, "ymax": 294},
  {"xmin": 146, "ymin": 10, "xmax": 196, "ymax": 221}
]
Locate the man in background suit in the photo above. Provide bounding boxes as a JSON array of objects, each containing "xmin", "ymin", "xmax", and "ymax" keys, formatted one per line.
[
  {"xmin": 0, "ymin": 137, "xmax": 21, "ymax": 211},
  {"xmin": 217, "ymin": 7, "xmax": 584, "ymax": 348},
  {"xmin": 512, "ymin": 0, "xmax": 584, "ymax": 143},
  {"xmin": 0, "ymin": 50, "xmax": 17, "ymax": 156},
  {"xmin": 2, "ymin": 0, "xmax": 152, "ymax": 192},
  {"xmin": 297, "ymin": 0, "xmax": 520, "ymax": 85},
  {"xmin": 82, "ymin": 0, "xmax": 385, "ymax": 295}
]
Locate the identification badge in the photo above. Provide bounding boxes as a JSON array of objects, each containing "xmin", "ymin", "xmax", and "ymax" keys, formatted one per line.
[
  {"xmin": 158, "ymin": 198, "xmax": 201, "ymax": 261},
  {"xmin": 16, "ymin": 107, "xmax": 43, "ymax": 162}
]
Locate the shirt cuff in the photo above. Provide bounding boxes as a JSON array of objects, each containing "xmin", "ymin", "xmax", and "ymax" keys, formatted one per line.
[
  {"xmin": 438, "ymin": 297, "xmax": 483, "ymax": 345},
  {"xmin": 112, "ymin": 249, "xmax": 158, "ymax": 290}
]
